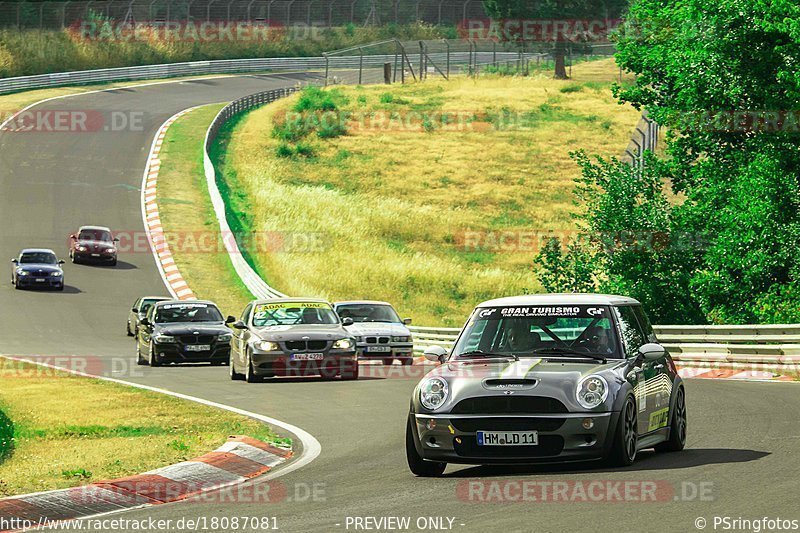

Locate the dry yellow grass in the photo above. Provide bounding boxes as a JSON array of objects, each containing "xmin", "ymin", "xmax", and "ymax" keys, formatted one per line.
[
  {"xmin": 215, "ymin": 58, "xmax": 640, "ymax": 325},
  {"xmin": 0, "ymin": 360, "xmax": 278, "ymax": 496}
]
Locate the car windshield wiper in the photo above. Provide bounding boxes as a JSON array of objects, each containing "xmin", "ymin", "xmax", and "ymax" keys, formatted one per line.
[
  {"xmin": 532, "ymin": 347, "xmax": 607, "ymax": 362},
  {"xmin": 458, "ymin": 350, "xmax": 519, "ymax": 361}
]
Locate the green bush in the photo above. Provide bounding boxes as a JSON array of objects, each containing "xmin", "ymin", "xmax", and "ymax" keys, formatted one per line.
[
  {"xmin": 0, "ymin": 408, "xmax": 12, "ymax": 463},
  {"xmin": 275, "ymin": 144, "xmax": 294, "ymax": 158}
]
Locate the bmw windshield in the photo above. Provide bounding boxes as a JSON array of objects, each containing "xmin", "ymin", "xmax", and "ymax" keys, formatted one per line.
[
  {"xmin": 154, "ymin": 303, "xmax": 223, "ymax": 323},
  {"xmin": 19, "ymin": 252, "xmax": 58, "ymax": 265},
  {"xmin": 253, "ymin": 302, "xmax": 338, "ymax": 327},
  {"xmin": 336, "ymin": 304, "xmax": 401, "ymax": 323},
  {"xmin": 451, "ymin": 305, "xmax": 622, "ymax": 359}
]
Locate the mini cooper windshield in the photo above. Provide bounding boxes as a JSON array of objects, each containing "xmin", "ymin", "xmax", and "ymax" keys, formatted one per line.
[
  {"xmin": 154, "ymin": 303, "xmax": 223, "ymax": 323},
  {"xmin": 452, "ymin": 305, "xmax": 622, "ymax": 359},
  {"xmin": 252, "ymin": 302, "xmax": 339, "ymax": 327}
]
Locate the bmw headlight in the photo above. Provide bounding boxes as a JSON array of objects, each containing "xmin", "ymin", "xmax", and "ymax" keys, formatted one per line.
[
  {"xmin": 419, "ymin": 377, "xmax": 449, "ymax": 410},
  {"xmin": 51, "ymin": 271, "xmax": 62, "ymax": 277},
  {"xmin": 256, "ymin": 340, "xmax": 279, "ymax": 351},
  {"xmin": 333, "ymin": 338, "xmax": 354, "ymax": 350},
  {"xmin": 576, "ymin": 375, "xmax": 609, "ymax": 410},
  {"xmin": 104, "ymin": 248, "xmax": 115, "ymax": 254},
  {"xmin": 17, "ymin": 270, "xmax": 28, "ymax": 276},
  {"xmin": 392, "ymin": 336, "xmax": 409, "ymax": 342},
  {"xmin": 218, "ymin": 333, "xmax": 232, "ymax": 342},
  {"xmin": 154, "ymin": 335, "xmax": 176, "ymax": 343},
  {"xmin": 76, "ymin": 246, "xmax": 87, "ymax": 251}
]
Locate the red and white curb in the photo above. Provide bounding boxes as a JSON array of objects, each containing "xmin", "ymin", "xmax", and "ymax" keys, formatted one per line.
[
  {"xmin": 141, "ymin": 107, "xmax": 201, "ymax": 301},
  {"xmin": 0, "ymin": 436, "xmax": 291, "ymax": 531}
]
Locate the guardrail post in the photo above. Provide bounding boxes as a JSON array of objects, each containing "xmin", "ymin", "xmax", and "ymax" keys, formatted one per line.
[
  {"xmin": 444, "ymin": 39, "xmax": 450, "ymax": 79},
  {"xmin": 358, "ymin": 47, "xmax": 363, "ymax": 85},
  {"xmin": 384, "ymin": 62, "xmax": 391, "ymax": 84},
  {"xmin": 419, "ymin": 41, "xmax": 424, "ymax": 81},
  {"xmin": 324, "ymin": 52, "xmax": 329, "ymax": 87}
]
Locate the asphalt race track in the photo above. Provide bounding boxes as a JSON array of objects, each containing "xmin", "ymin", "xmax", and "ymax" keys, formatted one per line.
[{"xmin": 1, "ymin": 74, "xmax": 799, "ymax": 533}]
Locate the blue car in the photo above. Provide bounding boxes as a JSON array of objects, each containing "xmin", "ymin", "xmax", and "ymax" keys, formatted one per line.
[{"xmin": 11, "ymin": 249, "xmax": 65, "ymax": 291}]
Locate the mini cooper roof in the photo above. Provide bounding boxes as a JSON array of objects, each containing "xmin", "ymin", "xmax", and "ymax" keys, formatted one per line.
[
  {"xmin": 78, "ymin": 225, "xmax": 112, "ymax": 232},
  {"xmin": 477, "ymin": 293, "xmax": 641, "ymax": 308}
]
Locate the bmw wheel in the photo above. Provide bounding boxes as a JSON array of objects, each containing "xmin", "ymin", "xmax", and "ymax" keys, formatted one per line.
[
  {"xmin": 136, "ymin": 341, "xmax": 146, "ymax": 365},
  {"xmin": 406, "ymin": 416, "xmax": 446, "ymax": 477},
  {"xmin": 245, "ymin": 350, "xmax": 261, "ymax": 383},
  {"xmin": 655, "ymin": 387, "xmax": 687, "ymax": 452},
  {"xmin": 230, "ymin": 353, "xmax": 244, "ymax": 381},
  {"xmin": 609, "ymin": 396, "xmax": 637, "ymax": 466},
  {"xmin": 126, "ymin": 321, "xmax": 133, "ymax": 337},
  {"xmin": 148, "ymin": 343, "xmax": 161, "ymax": 367}
]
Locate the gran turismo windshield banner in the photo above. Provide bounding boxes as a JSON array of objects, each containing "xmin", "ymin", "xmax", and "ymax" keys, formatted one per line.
[{"xmin": 476, "ymin": 305, "xmax": 609, "ymax": 319}]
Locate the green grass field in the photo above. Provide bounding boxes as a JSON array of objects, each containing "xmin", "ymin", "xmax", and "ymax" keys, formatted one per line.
[
  {"xmin": 0, "ymin": 359, "xmax": 280, "ymax": 496},
  {"xmin": 209, "ymin": 59, "xmax": 640, "ymax": 326}
]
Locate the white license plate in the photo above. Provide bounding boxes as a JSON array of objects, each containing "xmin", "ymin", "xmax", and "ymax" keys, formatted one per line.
[
  {"xmin": 35, "ymin": 278, "xmax": 46, "ymax": 282},
  {"xmin": 477, "ymin": 430, "xmax": 538, "ymax": 446},
  {"xmin": 366, "ymin": 346, "xmax": 391, "ymax": 352},
  {"xmin": 185, "ymin": 344, "xmax": 211, "ymax": 351},
  {"xmin": 292, "ymin": 353, "xmax": 324, "ymax": 360},
  {"xmin": 91, "ymin": 253, "xmax": 100, "ymax": 257}
]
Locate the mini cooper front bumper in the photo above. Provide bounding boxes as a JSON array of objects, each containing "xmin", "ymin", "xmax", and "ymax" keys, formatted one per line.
[{"xmin": 410, "ymin": 411, "xmax": 621, "ymax": 464}]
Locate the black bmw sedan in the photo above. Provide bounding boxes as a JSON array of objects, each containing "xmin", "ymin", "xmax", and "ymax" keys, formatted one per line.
[{"xmin": 135, "ymin": 300, "xmax": 232, "ymax": 367}]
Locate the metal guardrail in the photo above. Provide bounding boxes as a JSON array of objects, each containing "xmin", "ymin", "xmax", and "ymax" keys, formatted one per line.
[
  {"xmin": 408, "ymin": 325, "xmax": 800, "ymax": 367},
  {"xmin": 624, "ymin": 111, "xmax": 660, "ymax": 168}
]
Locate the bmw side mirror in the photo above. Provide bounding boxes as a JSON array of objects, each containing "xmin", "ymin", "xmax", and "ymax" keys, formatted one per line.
[
  {"xmin": 69, "ymin": 234, "xmax": 76, "ymax": 240},
  {"xmin": 233, "ymin": 320, "xmax": 247, "ymax": 329},
  {"xmin": 403, "ymin": 317, "xmax": 412, "ymax": 325},
  {"xmin": 114, "ymin": 237, "xmax": 120, "ymax": 242},
  {"xmin": 639, "ymin": 343, "xmax": 665, "ymax": 360},
  {"xmin": 342, "ymin": 317, "xmax": 354, "ymax": 326},
  {"xmin": 225, "ymin": 315, "xmax": 236, "ymax": 324},
  {"xmin": 131, "ymin": 307, "xmax": 138, "ymax": 313},
  {"xmin": 58, "ymin": 260, "xmax": 65, "ymax": 264},
  {"xmin": 140, "ymin": 318, "xmax": 150, "ymax": 326},
  {"xmin": 10, "ymin": 259, "xmax": 17, "ymax": 263},
  {"xmin": 423, "ymin": 345, "xmax": 448, "ymax": 363}
]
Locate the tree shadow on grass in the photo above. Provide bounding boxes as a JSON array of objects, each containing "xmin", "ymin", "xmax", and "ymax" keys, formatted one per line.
[{"xmin": 0, "ymin": 408, "xmax": 14, "ymax": 465}]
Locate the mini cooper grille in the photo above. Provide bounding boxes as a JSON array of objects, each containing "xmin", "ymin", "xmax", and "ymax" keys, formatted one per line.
[
  {"xmin": 449, "ymin": 417, "xmax": 565, "ymax": 432},
  {"xmin": 453, "ymin": 435, "xmax": 564, "ymax": 458},
  {"xmin": 285, "ymin": 340, "xmax": 328, "ymax": 351},
  {"xmin": 179, "ymin": 335, "xmax": 214, "ymax": 344},
  {"xmin": 451, "ymin": 396, "xmax": 569, "ymax": 415}
]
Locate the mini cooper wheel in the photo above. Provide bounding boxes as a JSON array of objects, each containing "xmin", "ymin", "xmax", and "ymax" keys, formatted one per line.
[
  {"xmin": 230, "ymin": 354, "xmax": 245, "ymax": 380},
  {"xmin": 148, "ymin": 343, "xmax": 161, "ymax": 367},
  {"xmin": 400, "ymin": 357, "xmax": 413, "ymax": 366},
  {"xmin": 609, "ymin": 396, "xmax": 638, "ymax": 466},
  {"xmin": 245, "ymin": 351, "xmax": 261, "ymax": 383},
  {"xmin": 655, "ymin": 386, "xmax": 687, "ymax": 453},
  {"xmin": 382, "ymin": 358, "xmax": 394, "ymax": 366},
  {"xmin": 406, "ymin": 416, "xmax": 446, "ymax": 477}
]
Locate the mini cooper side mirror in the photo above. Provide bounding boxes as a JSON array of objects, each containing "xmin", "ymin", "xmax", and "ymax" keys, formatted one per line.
[
  {"xmin": 69, "ymin": 234, "xmax": 76, "ymax": 240},
  {"xmin": 114, "ymin": 237, "xmax": 120, "ymax": 242},
  {"xmin": 341, "ymin": 317, "xmax": 354, "ymax": 326},
  {"xmin": 402, "ymin": 317, "xmax": 412, "ymax": 325},
  {"xmin": 139, "ymin": 318, "xmax": 150, "ymax": 326},
  {"xmin": 233, "ymin": 320, "xmax": 247, "ymax": 329},
  {"xmin": 225, "ymin": 315, "xmax": 236, "ymax": 324},
  {"xmin": 131, "ymin": 307, "xmax": 138, "ymax": 313},
  {"xmin": 639, "ymin": 343, "xmax": 665, "ymax": 360},
  {"xmin": 423, "ymin": 345, "xmax": 448, "ymax": 363},
  {"xmin": 10, "ymin": 258, "xmax": 17, "ymax": 263}
]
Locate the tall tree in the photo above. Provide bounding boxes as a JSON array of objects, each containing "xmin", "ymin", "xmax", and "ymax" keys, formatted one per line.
[{"xmin": 482, "ymin": 0, "xmax": 627, "ymax": 78}]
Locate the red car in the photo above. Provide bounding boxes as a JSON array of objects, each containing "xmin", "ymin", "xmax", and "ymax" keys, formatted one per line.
[{"xmin": 69, "ymin": 225, "xmax": 118, "ymax": 265}]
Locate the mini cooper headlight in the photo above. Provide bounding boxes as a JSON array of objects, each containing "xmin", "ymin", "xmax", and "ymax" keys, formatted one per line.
[
  {"xmin": 154, "ymin": 335, "xmax": 175, "ymax": 343},
  {"xmin": 256, "ymin": 340, "xmax": 279, "ymax": 351},
  {"xmin": 392, "ymin": 336, "xmax": 409, "ymax": 342},
  {"xmin": 419, "ymin": 377, "xmax": 449, "ymax": 411},
  {"xmin": 333, "ymin": 338, "xmax": 354, "ymax": 350},
  {"xmin": 576, "ymin": 375, "xmax": 609, "ymax": 410},
  {"xmin": 218, "ymin": 333, "xmax": 232, "ymax": 342}
]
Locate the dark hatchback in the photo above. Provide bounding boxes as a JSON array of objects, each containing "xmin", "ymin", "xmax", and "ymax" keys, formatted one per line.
[
  {"xmin": 11, "ymin": 249, "xmax": 65, "ymax": 290},
  {"xmin": 135, "ymin": 300, "xmax": 232, "ymax": 366}
]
